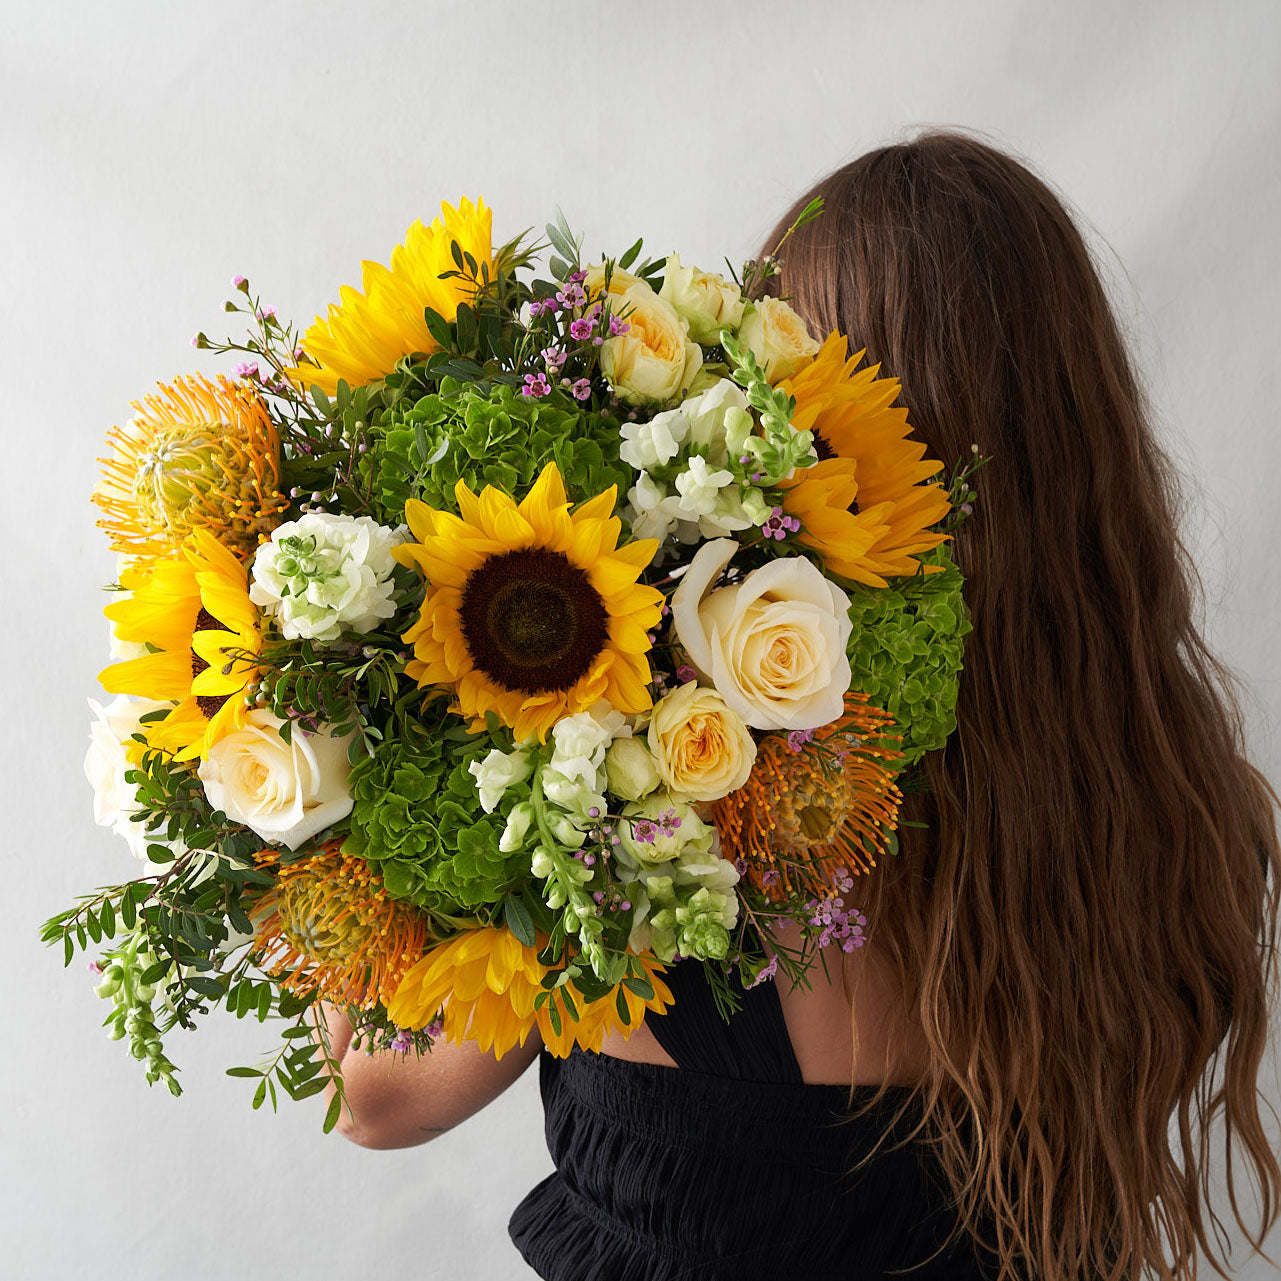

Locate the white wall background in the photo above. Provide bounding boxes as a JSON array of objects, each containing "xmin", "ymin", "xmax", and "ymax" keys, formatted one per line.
[{"xmin": 4, "ymin": 1, "xmax": 1279, "ymax": 1277}]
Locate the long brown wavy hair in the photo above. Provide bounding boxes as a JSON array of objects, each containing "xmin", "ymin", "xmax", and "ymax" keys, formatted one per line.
[{"xmin": 759, "ymin": 131, "xmax": 1281, "ymax": 1281}]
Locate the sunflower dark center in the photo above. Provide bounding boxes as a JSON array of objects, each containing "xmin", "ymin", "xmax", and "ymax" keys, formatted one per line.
[
  {"xmin": 459, "ymin": 548, "xmax": 609, "ymax": 695},
  {"xmin": 192, "ymin": 607, "xmax": 230, "ymax": 719}
]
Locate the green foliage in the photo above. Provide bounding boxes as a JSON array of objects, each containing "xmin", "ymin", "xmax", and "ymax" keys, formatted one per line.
[
  {"xmin": 343, "ymin": 734, "xmax": 525, "ymax": 917},
  {"xmin": 844, "ymin": 542, "xmax": 973, "ymax": 766},
  {"xmin": 362, "ymin": 381, "xmax": 631, "ymax": 522}
]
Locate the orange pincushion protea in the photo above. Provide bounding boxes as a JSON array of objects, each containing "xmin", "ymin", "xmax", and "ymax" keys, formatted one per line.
[
  {"xmin": 713, "ymin": 693, "xmax": 905, "ymax": 901},
  {"xmin": 250, "ymin": 842, "xmax": 429, "ymax": 1009},
  {"xmin": 94, "ymin": 373, "xmax": 287, "ymax": 563}
]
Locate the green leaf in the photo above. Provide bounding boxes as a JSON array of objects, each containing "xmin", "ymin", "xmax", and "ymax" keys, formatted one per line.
[
  {"xmin": 503, "ymin": 895, "xmax": 536, "ymax": 947},
  {"xmin": 63, "ymin": 934, "xmax": 74, "ymax": 967},
  {"xmin": 422, "ymin": 306, "xmax": 452, "ymax": 350},
  {"xmin": 99, "ymin": 898, "xmax": 116, "ymax": 939},
  {"xmin": 256, "ymin": 984, "xmax": 272, "ymax": 1021},
  {"xmin": 185, "ymin": 975, "xmax": 225, "ymax": 998},
  {"xmin": 120, "ymin": 888, "xmax": 136, "ymax": 931},
  {"xmin": 292, "ymin": 1079, "xmax": 327, "ymax": 1100},
  {"xmin": 323, "ymin": 1091, "xmax": 342, "ymax": 1134},
  {"xmin": 251, "ymin": 1078, "xmax": 267, "ymax": 1110},
  {"xmin": 615, "ymin": 985, "xmax": 632, "ymax": 1027},
  {"xmin": 622, "ymin": 973, "xmax": 654, "ymax": 1001},
  {"xmin": 226, "ymin": 1067, "xmax": 263, "ymax": 1079},
  {"xmin": 85, "ymin": 913, "xmax": 101, "ymax": 944},
  {"xmin": 618, "ymin": 237, "xmax": 643, "ymax": 270},
  {"xmin": 140, "ymin": 958, "xmax": 173, "ymax": 985}
]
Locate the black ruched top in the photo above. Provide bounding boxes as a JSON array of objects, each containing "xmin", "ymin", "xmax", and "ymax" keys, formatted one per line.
[{"xmin": 509, "ymin": 958, "xmax": 1010, "ymax": 1280}]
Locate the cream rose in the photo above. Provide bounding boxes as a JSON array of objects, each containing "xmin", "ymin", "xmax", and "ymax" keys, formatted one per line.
[
  {"xmin": 737, "ymin": 296, "xmax": 820, "ymax": 383},
  {"xmin": 197, "ymin": 709, "xmax": 355, "ymax": 849},
  {"xmin": 671, "ymin": 539, "xmax": 853, "ymax": 731},
  {"xmin": 659, "ymin": 254, "xmax": 746, "ymax": 345},
  {"xmin": 648, "ymin": 682, "xmax": 756, "ymax": 803},
  {"xmin": 598, "ymin": 281, "xmax": 703, "ymax": 405}
]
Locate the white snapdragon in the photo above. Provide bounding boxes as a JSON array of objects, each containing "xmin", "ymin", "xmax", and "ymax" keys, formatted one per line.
[
  {"xmin": 468, "ymin": 745, "xmax": 534, "ymax": 813},
  {"xmin": 540, "ymin": 702, "xmax": 630, "ymax": 822},
  {"xmin": 619, "ymin": 410, "xmax": 687, "ymax": 471},
  {"xmin": 674, "ymin": 455, "xmax": 735, "ymax": 519},
  {"xmin": 249, "ymin": 513, "xmax": 405, "ymax": 644},
  {"xmin": 622, "ymin": 379, "xmax": 774, "ymax": 552}
]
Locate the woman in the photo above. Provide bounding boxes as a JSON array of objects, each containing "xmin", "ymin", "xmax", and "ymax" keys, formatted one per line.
[{"xmin": 319, "ymin": 132, "xmax": 1281, "ymax": 1281}]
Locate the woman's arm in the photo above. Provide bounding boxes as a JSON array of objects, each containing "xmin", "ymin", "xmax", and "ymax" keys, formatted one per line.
[{"xmin": 314, "ymin": 1002, "xmax": 544, "ymax": 1149}]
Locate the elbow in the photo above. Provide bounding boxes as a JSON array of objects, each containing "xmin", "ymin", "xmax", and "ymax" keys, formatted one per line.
[{"xmin": 327, "ymin": 1093, "xmax": 447, "ymax": 1150}]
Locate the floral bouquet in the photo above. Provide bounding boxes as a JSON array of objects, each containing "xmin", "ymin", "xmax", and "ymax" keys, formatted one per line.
[{"xmin": 44, "ymin": 196, "xmax": 979, "ymax": 1128}]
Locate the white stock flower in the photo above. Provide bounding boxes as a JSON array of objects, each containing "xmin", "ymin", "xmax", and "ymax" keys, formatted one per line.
[
  {"xmin": 468, "ymin": 746, "xmax": 534, "ymax": 813},
  {"xmin": 671, "ymin": 539, "xmax": 853, "ymax": 731},
  {"xmin": 85, "ymin": 694, "xmax": 184, "ymax": 863},
  {"xmin": 197, "ymin": 710, "xmax": 354, "ymax": 849},
  {"xmin": 249, "ymin": 513, "xmax": 404, "ymax": 643}
]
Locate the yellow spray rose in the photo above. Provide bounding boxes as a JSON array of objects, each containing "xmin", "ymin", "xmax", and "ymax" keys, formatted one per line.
[
  {"xmin": 648, "ymin": 681, "xmax": 757, "ymax": 803},
  {"xmin": 737, "ymin": 296, "xmax": 820, "ymax": 384},
  {"xmin": 659, "ymin": 254, "xmax": 745, "ymax": 345},
  {"xmin": 584, "ymin": 265, "xmax": 703, "ymax": 405}
]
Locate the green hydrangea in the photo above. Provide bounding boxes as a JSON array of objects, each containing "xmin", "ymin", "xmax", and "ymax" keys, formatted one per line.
[
  {"xmin": 342, "ymin": 735, "xmax": 525, "ymax": 917},
  {"xmin": 845, "ymin": 543, "xmax": 972, "ymax": 766},
  {"xmin": 364, "ymin": 381, "xmax": 632, "ymax": 522}
]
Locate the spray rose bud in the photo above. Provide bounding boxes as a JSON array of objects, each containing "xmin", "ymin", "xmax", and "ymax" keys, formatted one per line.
[
  {"xmin": 659, "ymin": 255, "xmax": 746, "ymax": 345},
  {"xmin": 604, "ymin": 736, "xmax": 662, "ymax": 801}
]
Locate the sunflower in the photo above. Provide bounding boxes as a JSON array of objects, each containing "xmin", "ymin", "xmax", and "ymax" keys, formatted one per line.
[
  {"xmin": 249, "ymin": 842, "xmax": 429, "ymax": 1009},
  {"xmin": 99, "ymin": 528, "xmax": 262, "ymax": 760},
  {"xmin": 93, "ymin": 373, "xmax": 287, "ymax": 563},
  {"xmin": 386, "ymin": 925, "xmax": 674, "ymax": 1060},
  {"xmin": 284, "ymin": 196, "xmax": 493, "ymax": 397},
  {"xmin": 394, "ymin": 462, "xmax": 664, "ymax": 743},
  {"xmin": 775, "ymin": 332, "xmax": 952, "ymax": 588},
  {"xmin": 713, "ymin": 692, "xmax": 905, "ymax": 902}
]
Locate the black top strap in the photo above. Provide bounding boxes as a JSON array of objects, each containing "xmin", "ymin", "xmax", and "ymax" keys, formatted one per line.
[{"xmin": 645, "ymin": 958, "xmax": 804, "ymax": 1084}]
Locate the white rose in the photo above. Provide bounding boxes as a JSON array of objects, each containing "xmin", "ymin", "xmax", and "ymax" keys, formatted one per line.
[
  {"xmin": 598, "ymin": 281, "xmax": 703, "ymax": 405},
  {"xmin": 604, "ymin": 735, "xmax": 662, "ymax": 802},
  {"xmin": 671, "ymin": 539, "xmax": 853, "ymax": 731},
  {"xmin": 249, "ymin": 513, "xmax": 405, "ymax": 644},
  {"xmin": 468, "ymin": 745, "xmax": 534, "ymax": 813},
  {"xmin": 197, "ymin": 710, "xmax": 354, "ymax": 849},
  {"xmin": 648, "ymin": 682, "xmax": 756, "ymax": 803},
  {"xmin": 737, "ymin": 296, "xmax": 820, "ymax": 384},
  {"xmin": 84, "ymin": 694, "xmax": 183, "ymax": 863},
  {"xmin": 659, "ymin": 254, "xmax": 746, "ymax": 345}
]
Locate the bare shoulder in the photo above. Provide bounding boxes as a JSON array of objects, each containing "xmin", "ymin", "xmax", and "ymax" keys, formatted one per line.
[{"xmin": 598, "ymin": 924, "xmax": 929, "ymax": 1087}]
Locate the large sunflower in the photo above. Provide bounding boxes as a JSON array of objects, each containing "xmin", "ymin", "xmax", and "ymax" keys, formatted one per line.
[
  {"xmin": 386, "ymin": 925, "xmax": 674, "ymax": 1060},
  {"xmin": 284, "ymin": 196, "xmax": 493, "ymax": 397},
  {"xmin": 93, "ymin": 374, "xmax": 287, "ymax": 563},
  {"xmin": 99, "ymin": 529, "xmax": 262, "ymax": 760},
  {"xmin": 394, "ymin": 463, "xmax": 663, "ymax": 743},
  {"xmin": 775, "ymin": 333, "xmax": 952, "ymax": 588}
]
